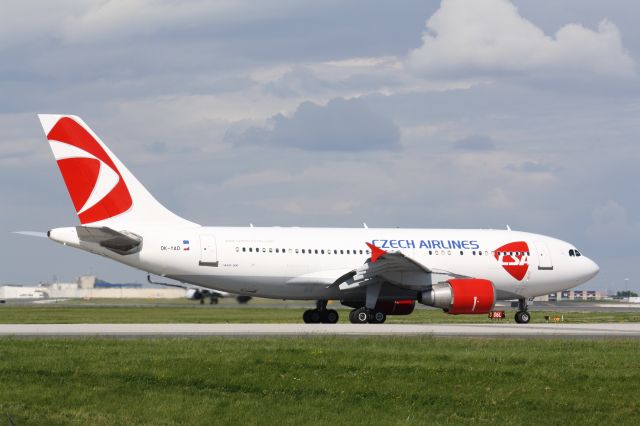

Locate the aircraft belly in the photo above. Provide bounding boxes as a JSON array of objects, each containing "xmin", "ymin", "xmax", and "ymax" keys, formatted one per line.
[{"xmin": 168, "ymin": 274, "xmax": 341, "ymax": 299}]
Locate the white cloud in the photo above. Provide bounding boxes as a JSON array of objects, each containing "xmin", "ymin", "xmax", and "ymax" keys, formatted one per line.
[
  {"xmin": 588, "ymin": 200, "xmax": 639, "ymax": 236},
  {"xmin": 407, "ymin": 0, "xmax": 635, "ymax": 78}
]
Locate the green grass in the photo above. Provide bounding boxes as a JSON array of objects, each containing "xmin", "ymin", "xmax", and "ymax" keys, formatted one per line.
[
  {"xmin": 0, "ymin": 337, "xmax": 639, "ymax": 425},
  {"xmin": 1, "ymin": 304, "xmax": 640, "ymax": 324}
]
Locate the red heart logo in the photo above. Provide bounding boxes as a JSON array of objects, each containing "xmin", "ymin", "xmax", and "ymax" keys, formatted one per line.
[{"xmin": 494, "ymin": 241, "xmax": 529, "ymax": 281}]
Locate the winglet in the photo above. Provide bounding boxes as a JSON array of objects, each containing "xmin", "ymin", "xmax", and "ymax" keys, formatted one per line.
[{"xmin": 366, "ymin": 242, "xmax": 386, "ymax": 263}]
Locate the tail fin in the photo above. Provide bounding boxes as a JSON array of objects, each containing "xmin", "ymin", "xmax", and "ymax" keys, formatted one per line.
[{"xmin": 38, "ymin": 114, "xmax": 197, "ymax": 228}]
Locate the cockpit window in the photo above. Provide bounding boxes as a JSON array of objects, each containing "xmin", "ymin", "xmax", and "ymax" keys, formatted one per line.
[
  {"xmin": 569, "ymin": 249, "xmax": 575, "ymax": 257},
  {"xmin": 575, "ymin": 249, "xmax": 581, "ymax": 257}
]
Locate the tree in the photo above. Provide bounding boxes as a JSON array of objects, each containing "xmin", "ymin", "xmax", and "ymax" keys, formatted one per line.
[{"xmin": 615, "ymin": 291, "xmax": 638, "ymax": 299}]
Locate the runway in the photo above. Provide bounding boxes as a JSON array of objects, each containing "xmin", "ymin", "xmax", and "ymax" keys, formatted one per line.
[{"xmin": 1, "ymin": 323, "xmax": 640, "ymax": 337}]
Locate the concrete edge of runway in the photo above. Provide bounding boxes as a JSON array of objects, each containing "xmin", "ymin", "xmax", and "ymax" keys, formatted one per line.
[{"xmin": 1, "ymin": 323, "xmax": 640, "ymax": 338}]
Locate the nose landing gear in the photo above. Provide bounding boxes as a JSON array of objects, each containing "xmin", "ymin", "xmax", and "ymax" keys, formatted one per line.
[{"xmin": 514, "ymin": 298, "xmax": 531, "ymax": 324}]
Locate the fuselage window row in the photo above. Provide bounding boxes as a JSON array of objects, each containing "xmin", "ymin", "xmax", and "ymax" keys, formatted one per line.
[{"xmin": 233, "ymin": 247, "xmax": 502, "ymax": 257}]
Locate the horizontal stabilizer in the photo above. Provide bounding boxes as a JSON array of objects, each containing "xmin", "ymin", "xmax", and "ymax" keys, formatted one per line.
[
  {"xmin": 76, "ymin": 226, "xmax": 142, "ymax": 255},
  {"xmin": 13, "ymin": 231, "xmax": 48, "ymax": 238}
]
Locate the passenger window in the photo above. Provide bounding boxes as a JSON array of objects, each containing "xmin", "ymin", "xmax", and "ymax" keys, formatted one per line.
[
  {"xmin": 429, "ymin": 250, "xmax": 432, "ymax": 255},
  {"xmin": 460, "ymin": 251, "xmax": 463, "ymax": 255},
  {"xmin": 340, "ymin": 250, "xmax": 344, "ymax": 254},
  {"xmin": 269, "ymin": 248, "xmax": 273, "ymax": 253},
  {"xmin": 249, "ymin": 247, "xmax": 253, "ymax": 252},
  {"xmin": 301, "ymin": 249, "xmax": 305, "ymax": 254},
  {"xmin": 242, "ymin": 247, "xmax": 246, "ymax": 252},
  {"xmin": 360, "ymin": 250, "xmax": 363, "ymax": 255}
]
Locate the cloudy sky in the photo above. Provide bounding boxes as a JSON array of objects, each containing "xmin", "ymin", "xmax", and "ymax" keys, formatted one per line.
[{"xmin": 2, "ymin": 0, "xmax": 638, "ymax": 293}]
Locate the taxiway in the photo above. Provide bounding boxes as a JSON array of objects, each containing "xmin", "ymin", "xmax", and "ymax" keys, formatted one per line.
[{"xmin": 1, "ymin": 323, "xmax": 640, "ymax": 338}]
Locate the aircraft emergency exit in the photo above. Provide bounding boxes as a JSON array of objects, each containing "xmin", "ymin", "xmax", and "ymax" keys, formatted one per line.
[{"xmin": 32, "ymin": 115, "xmax": 599, "ymax": 324}]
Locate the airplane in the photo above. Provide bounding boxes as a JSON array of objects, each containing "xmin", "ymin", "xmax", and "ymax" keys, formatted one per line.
[
  {"xmin": 31, "ymin": 114, "xmax": 599, "ymax": 324},
  {"xmin": 146, "ymin": 274, "xmax": 252, "ymax": 305}
]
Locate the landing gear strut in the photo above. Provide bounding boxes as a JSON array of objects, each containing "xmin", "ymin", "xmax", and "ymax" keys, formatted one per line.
[
  {"xmin": 303, "ymin": 300, "xmax": 339, "ymax": 324},
  {"xmin": 514, "ymin": 298, "xmax": 531, "ymax": 324}
]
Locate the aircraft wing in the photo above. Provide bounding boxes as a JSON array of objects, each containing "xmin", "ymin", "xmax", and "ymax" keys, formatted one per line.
[
  {"xmin": 76, "ymin": 226, "xmax": 142, "ymax": 255},
  {"xmin": 331, "ymin": 242, "xmax": 467, "ymax": 290}
]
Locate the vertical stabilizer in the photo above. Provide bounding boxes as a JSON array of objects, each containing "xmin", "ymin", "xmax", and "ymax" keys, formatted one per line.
[{"xmin": 38, "ymin": 114, "xmax": 197, "ymax": 228}]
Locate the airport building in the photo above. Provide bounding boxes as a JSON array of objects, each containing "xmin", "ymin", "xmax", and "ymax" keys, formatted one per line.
[
  {"xmin": 535, "ymin": 290, "xmax": 607, "ymax": 302},
  {"xmin": 0, "ymin": 276, "xmax": 186, "ymax": 300}
]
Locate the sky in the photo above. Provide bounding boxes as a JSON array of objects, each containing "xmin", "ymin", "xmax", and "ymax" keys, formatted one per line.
[{"xmin": 1, "ymin": 0, "xmax": 639, "ymax": 293}]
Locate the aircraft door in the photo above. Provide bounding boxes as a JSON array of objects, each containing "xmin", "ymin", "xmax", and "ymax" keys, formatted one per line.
[
  {"xmin": 199, "ymin": 235, "xmax": 218, "ymax": 267},
  {"xmin": 534, "ymin": 240, "xmax": 553, "ymax": 270}
]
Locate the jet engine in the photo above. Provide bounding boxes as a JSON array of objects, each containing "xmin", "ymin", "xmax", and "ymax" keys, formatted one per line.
[{"xmin": 418, "ymin": 278, "xmax": 495, "ymax": 314}]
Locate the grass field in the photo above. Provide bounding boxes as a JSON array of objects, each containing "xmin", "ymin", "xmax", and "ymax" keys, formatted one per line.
[
  {"xmin": 1, "ymin": 303, "xmax": 640, "ymax": 324},
  {"xmin": 0, "ymin": 337, "xmax": 639, "ymax": 425}
]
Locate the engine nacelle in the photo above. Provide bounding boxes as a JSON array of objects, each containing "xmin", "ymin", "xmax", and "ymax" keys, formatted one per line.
[
  {"xmin": 374, "ymin": 299, "xmax": 415, "ymax": 315},
  {"xmin": 418, "ymin": 279, "xmax": 495, "ymax": 314}
]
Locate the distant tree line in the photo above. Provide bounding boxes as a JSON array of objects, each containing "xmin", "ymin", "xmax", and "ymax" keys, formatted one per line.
[{"xmin": 614, "ymin": 291, "xmax": 638, "ymax": 299}]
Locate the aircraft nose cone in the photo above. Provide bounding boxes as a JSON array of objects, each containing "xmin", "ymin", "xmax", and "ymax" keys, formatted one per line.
[{"xmin": 584, "ymin": 258, "xmax": 600, "ymax": 281}]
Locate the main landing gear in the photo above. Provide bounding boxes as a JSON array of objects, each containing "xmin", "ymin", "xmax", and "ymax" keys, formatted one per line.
[
  {"xmin": 348, "ymin": 307, "xmax": 386, "ymax": 324},
  {"xmin": 303, "ymin": 300, "xmax": 339, "ymax": 324},
  {"xmin": 514, "ymin": 298, "xmax": 531, "ymax": 324}
]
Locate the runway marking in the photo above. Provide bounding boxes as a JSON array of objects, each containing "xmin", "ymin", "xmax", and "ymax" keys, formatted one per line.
[{"xmin": 1, "ymin": 323, "xmax": 640, "ymax": 338}]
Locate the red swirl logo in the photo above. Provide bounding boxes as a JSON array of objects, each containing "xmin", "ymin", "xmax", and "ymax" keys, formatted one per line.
[
  {"xmin": 47, "ymin": 117, "xmax": 132, "ymax": 224},
  {"xmin": 494, "ymin": 241, "xmax": 529, "ymax": 281}
]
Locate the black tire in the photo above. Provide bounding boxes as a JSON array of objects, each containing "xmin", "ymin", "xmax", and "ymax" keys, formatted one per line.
[
  {"xmin": 210, "ymin": 297, "xmax": 218, "ymax": 305},
  {"xmin": 322, "ymin": 309, "xmax": 339, "ymax": 324},
  {"xmin": 369, "ymin": 311, "xmax": 386, "ymax": 324},
  {"xmin": 349, "ymin": 308, "xmax": 369, "ymax": 324},
  {"xmin": 309, "ymin": 310, "xmax": 322, "ymax": 323},
  {"xmin": 515, "ymin": 311, "xmax": 531, "ymax": 324},
  {"xmin": 303, "ymin": 309, "xmax": 313, "ymax": 323}
]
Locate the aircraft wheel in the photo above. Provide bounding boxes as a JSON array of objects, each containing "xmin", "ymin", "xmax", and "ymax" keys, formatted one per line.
[
  {"xmin": 321, "ymin": 309, "xmax": 339, "ymax": 324},
  {"xmin": 349, "ymin": 308, "xmax": 370, "ymax": 324},
  {"xmin": 369, "ymin": 311, "xmax": 386, "ymax": 324},
  {"xmin": 515, "ymin": 311, "xmax": 531, "ymax": 324},
  {"xmin": 303, "ymin": 309, "xmax": 321, "ymax": 324},
  {"xmin": 210, "ymin": 297, "xmax": 218, "ymax": 305}
]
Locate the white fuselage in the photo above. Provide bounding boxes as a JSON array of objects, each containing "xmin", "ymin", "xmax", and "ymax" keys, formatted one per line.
[{"xmin": 49, "ymin": 226, "xmax": 600, "ymax": 302}]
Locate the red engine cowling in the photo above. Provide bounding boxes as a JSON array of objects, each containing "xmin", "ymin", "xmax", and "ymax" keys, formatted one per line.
[
  {"xmin": 374, "ymin": 299, "xmax": 415, "ymax": 315},
  {"xmin": 418, "ymin": 279, "xmax": 495, "ymax": 315}
]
